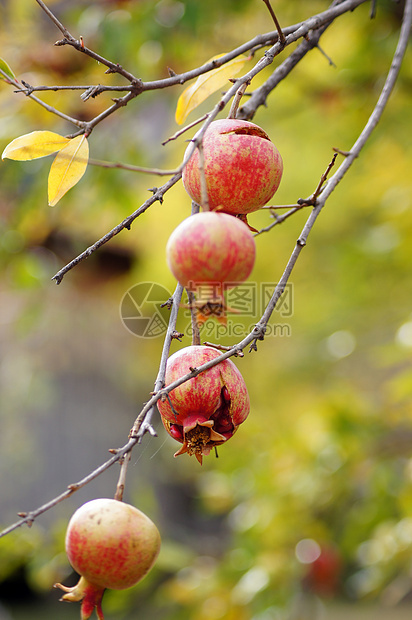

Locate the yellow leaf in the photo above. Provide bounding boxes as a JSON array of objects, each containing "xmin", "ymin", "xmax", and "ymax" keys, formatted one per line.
[
  {"xmin": 48, "ymin": 135, "xmax": 89, "ymax": 206},
  {"xmin": 175, "ymin": 54, "xmax": 249, "ymax": 125},
  {"xmin": 2, "ymin": 131, "xmax": 70, "ymax": 161}
]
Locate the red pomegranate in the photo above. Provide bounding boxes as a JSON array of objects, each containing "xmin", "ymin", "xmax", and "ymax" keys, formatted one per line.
[
  {"xmin": 182, "ymin": 118, "xmax": 283, "ymax": 214},
  {"xmin": 166, "ymin": 211, "xmax": 256, "ymax": 290},
  {"xmin": 54, "ymin": 498, "xmax": 161, "ymax": 619},
  {"xmin": 157, "ymin": 345, "xmax": 250, "ymax": 464}
]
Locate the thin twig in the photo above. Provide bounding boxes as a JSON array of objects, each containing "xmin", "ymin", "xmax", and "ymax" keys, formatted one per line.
[
  {"xmin": 256, "ymin": 153, "xmax": 337, "ymax": 235},
  {"xmin": 187, "ymin": 290, "xmax": 201, "ymax": 346},
  {"xmin": 261, "ymin": 0, "xmax": 286, "ymax": 46},
  {"xmin": 48, "ymin": 0, "xmax": 368, "ymax": 282},
  {"xmin": 35, "ymin": 0, "xmax": 141, "ymax": 84},
  {"xmin": 255, "ymin": 206, "xmax": 305, "ymax": 235},
  {"xmin": 51, "ymin": 171, "xmax": 182, "ymax": 284},
  {"xmin": 203, "ymin": 342, "xmax": 245, "ymax": 356},
  {"xmin": 15, "ymin": 0, "xmax": 366, "ymax": 136},
  {"xmin": 239, "ymin": 0, "xmax": 362, "ymax": 119},
  {"xmin": 88, "ymin": 158, "xmax": 179, "ymax": 176},
  {"xmin": 16, "ymin": 82, "xmax": 132, "ymax": 95},
  {"xmin": 162, "ymin": 114, "xmax": 209, "ymax": 145},
  {"xmin": 0, "ymin": 69, "xmax": 84, "ymax": 127},
  {"xmin": 114, "ymin": 452, "xmax": 131, "ymax": 502},
  {"xmin": 197, "ymin": 141, "xmax": 210, "ymax": 210},
  {"xmin": 1, "ymin": 0, "xmax": 406, "ymax": 537},
  {"xmin": 227, "ymin": 81, "xmax": 250, "ymax": 118}
]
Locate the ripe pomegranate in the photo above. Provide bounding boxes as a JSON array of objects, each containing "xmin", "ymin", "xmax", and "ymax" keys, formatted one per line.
[
  {"xmin": 166, "ymin": 211, "xmax": 255, "ymax": 291},
  {"xmin": 157, "ymin": 345, "xmax": 250, "ymax": 464},
  {"xmin": 54, "ymin": 498, "xmax": 161, "ymax": 620},
  {"xmin": 182, "ymin": 118, "xmax": 283, "ymax": 215}
]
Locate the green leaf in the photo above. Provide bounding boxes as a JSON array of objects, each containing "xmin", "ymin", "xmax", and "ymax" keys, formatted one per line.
[{"xmin": 0, "ymin": 57, "xmax": 16, "ymax": 82}]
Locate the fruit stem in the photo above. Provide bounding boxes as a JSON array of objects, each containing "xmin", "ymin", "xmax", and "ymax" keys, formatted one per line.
[
  {"xmin": 114, "ymin": 451, "xmax": 131, "ymax": 501},
  {"xmin": 187, "ymin": 290, "xmax": 201, "ymax": 346},
  {"xmin": 227, "ymin": 81, "xmax": 250, "ymax": 119},
  {"xmin": 196, "ymin": 141, "xmax": 210, "ymax": 211}
]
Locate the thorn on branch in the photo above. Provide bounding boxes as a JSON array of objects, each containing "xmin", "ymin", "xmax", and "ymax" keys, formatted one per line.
[
  {"xmin": 111, "ymin": 96, "xmax": 128, "ymax": 107},
  {"xmin": 105, "ymin": 63, "xmax": 123, "ymax": 74},
  {"xmin": 249, "ymin": 340, "xmax": 258, "ymax": 353},
  {"xmin": 148, "ymin": 186, "xmax": 164, "ymax": 204},
  {"xmin": 20, "ymin": 80, "xmax": 34, "ymax": 96},
  {"xmin": 248, "ymin": 325, "xmax": 266, "ymax": 352},
  {"xmin": 67, "ymin": 483, "xmax": 80, "ymax": 491},
  {"xmin": 333, "ymin": 146, "xmax": 351, "ymax": 157},
  {"xmin": 161, "ymin": 296, "xmax": 174, "ymax": 309}
]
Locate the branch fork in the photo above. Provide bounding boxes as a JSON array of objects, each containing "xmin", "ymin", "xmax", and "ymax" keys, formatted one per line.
[{"xmin": 1, "ymin": 0, "xmax": 411, "ymax": 538}]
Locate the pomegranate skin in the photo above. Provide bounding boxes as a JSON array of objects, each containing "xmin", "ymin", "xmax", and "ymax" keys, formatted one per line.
[
  {"xmin": 158, "ymin": 345, "xmax": 250, "ymax": 463},
  {"xmin": 182, "ymin": 119, "xmax": 283, "ymax": 215},
  {"xmin": 65, "ymin": 499, "xmax": 160, "ymax": 590},
  {"xmin": 166, "ymin": 211, "xmax": 255, "ymax": 289},
  {"xmin": 55, "ymin": 499, "xmax": 161, "ymax": 619}
]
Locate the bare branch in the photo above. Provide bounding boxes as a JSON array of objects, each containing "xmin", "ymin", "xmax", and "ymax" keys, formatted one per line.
[
  {"xmin": 15, "ymin": 0, "xmax": 367, "ymax": 135},
  {"xmin": 35, "ymin": 0, "xmax": 141, "ymax": 85},
  {"xmin": 87, "ymin": 158, "xmax": 178, "ymax": 176},
  {"xmin": 0, "ymin": 69, "xmax": 84, "ymax": 127},
  {"xmin": 162, "ymin": 114, "xmax": 209, "ymax": 145},
  {"xmin": 16, "ymin": 82, "xmax": 132, "ymax": 96},
  {"xmin": 261, "ymin": 0, "xmax": 286, "ymax": 46},
  {"xmin": 1, "ymin": 0, "xmax": 409, "ymax": 538},
  {"xmin": 51, "ymin": 171, "xmax": 182, "ymax": 284}
]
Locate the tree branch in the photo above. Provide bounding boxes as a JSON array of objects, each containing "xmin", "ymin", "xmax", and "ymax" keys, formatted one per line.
[
  {"xmin": 0, "ymin": 0, "xmax": 409, "ymax": 538},
  {"xmin": 48, "ymin": 0, "xmax": 368, "ymax": 282},
  {"xmin": 12, "ymin": 0, "xmax": 367, "ymax": 136}
]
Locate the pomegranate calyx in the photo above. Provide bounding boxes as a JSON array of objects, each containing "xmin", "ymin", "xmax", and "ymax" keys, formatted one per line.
[
  {"xmin": 54, "ymin": 576, "xmax": 105, "ymax": 620},
  {"xmin": 174, "ymin": 420, "xmax": 227, "ymax": 465}
]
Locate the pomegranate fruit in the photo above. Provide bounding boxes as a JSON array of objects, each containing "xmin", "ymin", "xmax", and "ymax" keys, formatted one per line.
[
  {"xmin": 54, "ymin": 498, "xmax": 161, "ymax": 620},
  {"xmin": 166, "ymin": 211, "xmax": 255, "ymax": 290},
  {"xmin": 157, "ymin": 345, "xmax": 250, "ymax": 464},
  {"xmin": 182, "ymin": 118, "xmax": 283, "ymax": 215}
]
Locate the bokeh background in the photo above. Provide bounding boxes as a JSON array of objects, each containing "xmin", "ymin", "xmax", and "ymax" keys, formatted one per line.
[{"xmin": 1, "ymin": 0, "xmax": 412, "ymax": 618}]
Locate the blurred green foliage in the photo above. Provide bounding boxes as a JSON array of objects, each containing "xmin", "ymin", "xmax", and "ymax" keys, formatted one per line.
[{"xmin": 1, "ymin": 0, "xmax": 412, "ymax": 619}]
